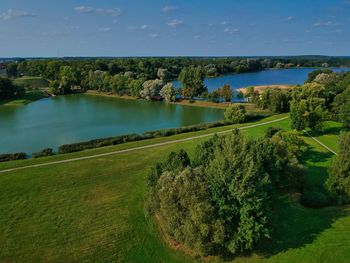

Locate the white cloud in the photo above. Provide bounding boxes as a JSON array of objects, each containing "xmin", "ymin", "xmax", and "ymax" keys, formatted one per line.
[
  {"xmin": 161, "ymin": 6, "xmax": 178, "ymax": 13},
  {"xmin": 167, "ymin": 19, "xmax": 184, "ymax": 28},
  {"xmin": 287, "ymin": 16, "xmax": 295, "ymax": 21},
  {"xmin": 312, "ymin": 21, "xmax": 342, "ymax": 27},
  {"xmin": 221, "ymin": 21, "xmax": 231, "ymax": 25},
  {"xmin": 140, "ymin": 24, "xmax": 149, "ymax": 30},
  {"xmin": 193, "ymin": 35, "xmax": 201, "ymax": 39},
  {"xmin": 74, "ymin": 6, "xmax": 122, "ymax": 17},
  {"xmin": 332, "ymin": 29, "xmax": 343, "ymax": 33},
  {"xmin": 99, "ymin": 27, "xmax": 111, "ymax": 32},
  {"xmin": 224, "ymin": 27, "xmax": 238, "ymax": 34},
  {"xmin": 149, "ymin": 33, "xmax": 159, "ymax": 38},
  {"xmin": 0, "ymin": 9, "xmax": 37, "ymax": 20},
  {"xmin": 74, "ymin": 6, "xmax": 94, "ymax": 13}
]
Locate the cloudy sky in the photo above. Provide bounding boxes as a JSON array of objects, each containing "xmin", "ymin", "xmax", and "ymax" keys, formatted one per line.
[{"xmin": 0, "ymin": 0, "xmax": 349, "ymax": 57}]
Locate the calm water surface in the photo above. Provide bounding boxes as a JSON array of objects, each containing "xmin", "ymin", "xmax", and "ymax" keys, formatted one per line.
[
  {"xmin": 173, "ymin": 68, "xmax": 350, "ymax": 91},
  {"xmin": 0, "ymin": 95, "xmax": 223, "ymax": 154}
]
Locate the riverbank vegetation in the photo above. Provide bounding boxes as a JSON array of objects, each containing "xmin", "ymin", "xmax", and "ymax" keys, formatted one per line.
[{"xmin": 0, "ymin": 76, "xmax": 48, "ymax": 105}]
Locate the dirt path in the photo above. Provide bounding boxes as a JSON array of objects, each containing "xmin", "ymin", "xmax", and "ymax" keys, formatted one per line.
[
  {"xmin": 304, "ymin": 130, "xmax": 338, "ymax": 155},
  {"xmin": 0, "ymin": 117, "xmax": 289, "ymax": 174}
]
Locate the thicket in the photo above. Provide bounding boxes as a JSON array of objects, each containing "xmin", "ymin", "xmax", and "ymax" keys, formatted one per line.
[{"xmin": 147, "ymin": 129, "xmax": 306, "ymax": 256}]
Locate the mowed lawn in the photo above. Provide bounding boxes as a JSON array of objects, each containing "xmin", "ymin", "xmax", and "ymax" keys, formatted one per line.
[{"xmin": 1, "ymin": 115, "xmax": 350, "ymax": 263}]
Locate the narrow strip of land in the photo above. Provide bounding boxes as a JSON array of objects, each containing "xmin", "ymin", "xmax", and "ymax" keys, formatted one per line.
[
  {"xmin": 0, "ymin": 117, "xmax": 288, "ymax": 174},
  {"xmin": 304, "ymin": 130, "xmax": 338, "ymax": 155}
]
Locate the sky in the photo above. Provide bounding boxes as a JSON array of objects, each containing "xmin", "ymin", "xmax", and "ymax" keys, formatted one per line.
[{"xmin": 0, "ymin": 0, "xmax": 349, "ymax": 57}]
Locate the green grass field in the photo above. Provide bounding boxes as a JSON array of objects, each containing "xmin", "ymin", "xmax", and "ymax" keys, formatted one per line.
[{"xmin": 0, "ymin": 114, "xmax": 349, "ymax": 263}]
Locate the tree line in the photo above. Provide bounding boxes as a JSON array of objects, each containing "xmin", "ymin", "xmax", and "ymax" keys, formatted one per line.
[{"xmin": 5, "ymin": 56, "xmax": 350, "ymax": 99}]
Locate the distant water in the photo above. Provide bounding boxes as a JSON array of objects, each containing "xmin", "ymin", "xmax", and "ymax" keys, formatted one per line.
[
  {"xmin": 0, "ymin": 95, "xmax": 224, "ymax": 154},
  {"xmin": 173, "ymin": 68, "xmax": 350, "ymax": 92}
]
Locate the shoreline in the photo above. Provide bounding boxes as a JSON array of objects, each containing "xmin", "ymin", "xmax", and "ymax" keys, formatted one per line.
[
  {"xmin": 237, "ymin": 84, "xmax": 295, "ymax": 95},
  {"xmin": 84, "ymin": 90, "xmax": 269, "ymax": 113}
]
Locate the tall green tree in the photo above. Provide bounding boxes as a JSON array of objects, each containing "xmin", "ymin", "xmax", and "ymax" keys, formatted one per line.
[
  {"xmin": 178, "ymin": 66, "xmax": 207, "ymax": 98},
  {"xmin": 326, "ymin": 132, "xmax": 350, "ymax": 204},
  {"xmin": 290, "ymin": 83, "xmax": 327, "ymax": 131},
  {"xmin": 59, "ymin": 66, "xmax": 80, "ymax": 94}
]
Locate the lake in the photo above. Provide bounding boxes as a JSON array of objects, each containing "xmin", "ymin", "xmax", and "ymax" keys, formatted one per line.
[
  {"xmin": 1, "ymin": 67, "xmax": 349, "ymax": 154},
  {"xmin": 0, "ymin": 95, "xmax": 224, "ymax": 154},
  {"xmin": 173, "ymin": 68, "xmax": 350, "ymax": 91}
]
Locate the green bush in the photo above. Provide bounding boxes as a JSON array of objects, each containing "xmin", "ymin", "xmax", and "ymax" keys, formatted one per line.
[
  {"xmin": 0, "ymin": 152, "xmax": 27, "ymax": 162},
  {"xmin": 32, "ymin": 148, "xmax": 54, "ymax": 158},
  {"xmin": 300, "ymin": 187, "xmax": 336, "ymax": 208}
]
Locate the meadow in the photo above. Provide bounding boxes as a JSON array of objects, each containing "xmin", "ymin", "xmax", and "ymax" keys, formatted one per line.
[{"xmin": 0, "ymin": 114, "xmax": 349, "ymax": 263}]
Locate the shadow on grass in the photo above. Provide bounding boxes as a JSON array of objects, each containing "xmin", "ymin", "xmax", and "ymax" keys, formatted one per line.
[
  {"xmin": 256, "ymin": 195, "xmax": 347, "ymax": 258},
  {"xmin": 309, "ymin": 125, "xmax": 342, "ymax": 137}
]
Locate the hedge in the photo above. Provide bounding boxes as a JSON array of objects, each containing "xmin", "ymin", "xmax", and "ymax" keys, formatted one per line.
[
  {"xmin": 33, "ymin": 148, "xmax": 54, "ymax": 158},
  {"xmin": 58, "ymin": 114, "xmax": 267, "ymax": 154},
  {"xmin": 0, "ymin": 152, "xmax": 27, "ymax": 162},
  {"xmin": 1, "ymin": 113, "xmax": 268, "ymax": 158}
]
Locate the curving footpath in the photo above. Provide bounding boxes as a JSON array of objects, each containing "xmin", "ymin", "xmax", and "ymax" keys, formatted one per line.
[{"xmin": 0, "ymin": 117, "xmax": 289, "ymax": 174}]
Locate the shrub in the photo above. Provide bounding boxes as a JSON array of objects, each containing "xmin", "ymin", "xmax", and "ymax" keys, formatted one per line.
[
  {"xmin": 265, "ymin": 127, "xmax": 283, "ymax": 138},
  {"xmin": 32, "ymin": 148, "xmax": 54, "ymax": 158},
  {"xmin": 326, "ymin": 131, "xmax": 350, "ymax": 204},
  {"xmin": 57, "ymin": 115, "xmax": 266, "ymax": 154},
  {"xmin": 300, "ymin": 187, "xmax": 336, "ymax": 208},
  {"xmin": 0, "ymin": 152, "xmax": 27, "ymax": 162},
  {"xmin": 224, "ymin": 104, "xmax": 246, "ymax": 123}
]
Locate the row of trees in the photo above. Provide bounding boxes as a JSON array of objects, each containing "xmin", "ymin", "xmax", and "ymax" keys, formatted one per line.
[
  {"xmin": 8, "ymin": 56, "xmax": 348, "ymax": 80},
  {"xmin": 147, "ymin": 129, "xmax": 305, "ymax": 256}
]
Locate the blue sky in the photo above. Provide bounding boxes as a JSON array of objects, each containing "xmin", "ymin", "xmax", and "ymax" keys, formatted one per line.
[{"xmin": 0, "ymin": 0, "xmax": 349, "ymax": 57}]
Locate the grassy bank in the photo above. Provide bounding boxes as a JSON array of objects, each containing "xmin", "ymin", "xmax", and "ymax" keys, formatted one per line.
[
  {"xmin": 0, "ymin": 91, "xmax": 47, "ymax": 106},
  {"xmin": 85, "ymin": 90, "xmax": 137, "ymax": 101},
  {"xmin": 0, "ymin": 115, "xmax": 349, "ymax": 262}
]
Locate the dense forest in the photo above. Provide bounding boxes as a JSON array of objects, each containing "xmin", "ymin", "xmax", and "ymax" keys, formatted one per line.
[{"xmin": 3, "ymin": 56, "xmax": 350, "ymax": 100}]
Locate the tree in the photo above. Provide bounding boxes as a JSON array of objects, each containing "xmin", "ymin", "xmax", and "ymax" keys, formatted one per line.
[
  {"xmin": 0, "ymin": 77, "xmax": 23, "ymax": 99},
  {"xmin": 160, "ymin": 83, "xmax": 175, "ymax": 102},
  {"xmin": 157, "ymin": 68, "xmax": 171, "ymax": 82},
  {"xmin": 326, "ymin": 132, "xmax": 350, "ymax": 204},
  {"xmin": 224, "ymin": 104, "xmax": 246, "ymax": 123},
  {"xmin": 289, "ymin": 83, "xmax": 327, "ymax": 131},
  {"xmin": 59, "ymin": 66, "xmax": 79, "ymax": 94},
  {"xmin": 140, "ymin": 79, "xmax": 164, "ymax": 100},
  {"xmin": 258, "ymin": 88, "xmax": 290, "ymax": 113},
  {"xmin": 219, "ymin": 84, "xmax": 233, "ymax": 102},
  {"xmin": 6, "ymin": 63, "xmax": 18, "ymax": 78},
  {"xmin": 245, "ymin": 86, "xmax": 259, "ymax": 103},
  {"xmin": 178, "ymin": 66, "xmax": 207, "ymax": 98},
  {"xmin": 305, "ymin": 69, "xmax": 333, "ymax": 83},
  {"xmin": 332, "ymin": 87, "xmax": 350, "ymax": 130},
  {"xmin": 48, "ymin": 80, "xmax": 60, "ymax": 95}
]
